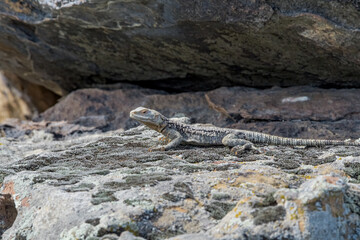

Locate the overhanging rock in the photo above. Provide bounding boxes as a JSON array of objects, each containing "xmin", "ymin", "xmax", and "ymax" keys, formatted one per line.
[{"xmin": 0, "ymin": 0, "xmax": 360, "ymax": 94}]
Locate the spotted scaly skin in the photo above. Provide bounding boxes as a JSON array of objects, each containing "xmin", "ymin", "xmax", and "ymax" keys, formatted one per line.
[{"xmin": 130, "ymin": 107, "xmax": 360, "ymax": 151}]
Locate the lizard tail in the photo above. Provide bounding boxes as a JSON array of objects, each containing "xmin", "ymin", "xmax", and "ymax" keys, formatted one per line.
[{"xmin": 245, "ymin": 132, "xmax": 360, "ymax": 146}]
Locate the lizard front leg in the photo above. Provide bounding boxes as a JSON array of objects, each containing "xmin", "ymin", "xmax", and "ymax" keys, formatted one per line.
[
  {"xmin": 222, "ymin": 133, "xmax": 259, "ymax": 156},
  {"xmin": 151, "ymin": 130, "xmax": 183, "ymax": 151}
]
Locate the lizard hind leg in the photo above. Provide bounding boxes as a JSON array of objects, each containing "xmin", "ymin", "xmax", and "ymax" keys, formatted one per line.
[{"xmin": 222, "ymin": 133, "xmax": 259, "ymax": 156}]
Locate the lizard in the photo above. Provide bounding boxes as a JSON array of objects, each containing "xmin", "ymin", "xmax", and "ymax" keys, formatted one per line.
[{"xmin": 129, "ymin": 107, "xmax": 360, "ymax": 153}]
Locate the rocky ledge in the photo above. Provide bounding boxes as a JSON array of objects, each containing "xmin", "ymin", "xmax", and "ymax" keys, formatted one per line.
[
  {"xmin": 1, "ymin": 0, "xmax": 360, "ymax": 94},
  {"xmin": 0, "ymin": 122, "xmax": 360, "ymax": 239}
]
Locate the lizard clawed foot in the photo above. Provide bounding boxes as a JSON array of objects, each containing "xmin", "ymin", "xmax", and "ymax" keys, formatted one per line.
[
  {"xmin": 230, "ymin": 143, "xmax": 259, "ymax": 157},
  {"xmin": 148, "ymin": 146, "xmax": 166, "ymax": 152}
]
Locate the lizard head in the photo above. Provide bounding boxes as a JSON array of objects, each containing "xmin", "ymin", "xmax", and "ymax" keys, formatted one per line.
[{"xmin": 130, "ymin": 107, "xmax": 168, "ymax": 131}]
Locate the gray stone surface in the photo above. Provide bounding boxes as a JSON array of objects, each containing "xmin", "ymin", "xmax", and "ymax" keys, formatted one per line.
[
  {"xmin": 1, "ymin": 0, "xmax": 360, "ymax": 94},
  {"xmin": 0, "ymin": 123, "xmax": 360, "ymax": 239}
]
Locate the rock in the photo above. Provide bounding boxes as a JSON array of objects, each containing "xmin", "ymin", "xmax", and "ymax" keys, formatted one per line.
[
  {"xmin": 0, "ymin": 72, "xmax": 59, "ymax": 123},
  {"xmin": 0, "ymin": 125, "xmax": 360, "ymax": 239},
  {"xmin": 206, "ymin": 86, "xmax": 360, "ymax": 122},
  {"xmin": 0, "ymin": 118, "xmax": 100, "ymax": 139},
  {"xmin": 0, "ymin": 194, "xmax": 17, "ymax": 236},
  {"xmin": 36, "ymin": 86, "xmax": 163, "ymax": 132},
  {"xmin": 1, "ymin": 0, "xmax": 360, "ymax": 94},
  {"xmin": 37, "ymin": 86, "xmax": 360, "ymax": 140},
  {"xmin": 0, "ymin": 72, "xmax": 33, "ymax": 122},
  {"xmin": 3, "ymin": 72, "xmax": 60, "ymax": 114},
  {"xmin": 211, "ymin": 174, "xmax": 360, "ymax": 240}
]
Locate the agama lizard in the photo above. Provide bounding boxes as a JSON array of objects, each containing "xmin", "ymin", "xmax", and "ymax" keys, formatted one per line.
[{"xmin": 130, "ymin": 107, "xmax": 360, "ymax": 153}]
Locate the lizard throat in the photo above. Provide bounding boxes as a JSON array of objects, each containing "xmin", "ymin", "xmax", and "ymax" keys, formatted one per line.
[
  {"xmin": 159, "ymin": 125, "xmax": 167, "ymax": 133},
  {"xmin": 141, "ymin": 120, "xmax": 167, "ymax": 133}
]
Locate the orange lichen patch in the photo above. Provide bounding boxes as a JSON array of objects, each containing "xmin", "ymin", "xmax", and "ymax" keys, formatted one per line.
[
  {"xmin": 292, "ymin": 201, "xmax": 306, "ymax": 233},
  {"xmin": 235, "ymin": 211, "xmax": 242, "ymax": 218},
  {"xmin": 21, "ymin": 196, "xmax": 31, "ymax": 207},
  {"xmin": 327, "ymin": 193, "xmax": 345, "ymax": 218},
  {"xmin": 317, "ymin": 166, "xmax": 347, "ymax": 177},
  {"xmin": 212, "ymin": 182, "xmax": 228, "ymax": 190},
  {"xmin": 290, "ymin": 212, "xmax": 298, "ymax": 220},
  {"xmin": 296, "ymin": 175, "xmax": 314, "ymax": 181},
  {"xmin": 4, "ymin": 0, "xmax": 32, "ymax": 14},
  {"xmin": 15, "ymin": 196, "xmax": 20, "ymax": 201},
  {"xmin": 2, "ymin": 181, "xmax": 15, "ymax": 195},
  {"xmin": 231, "ymin": 172, "xmax": 288, "ymax": 188},
  {"xmin": 289, "ymin": 204, "xmax": 301, "ymax": 220},
  {"xmin": 324, "ymin": 176, "xmax": 340, "ymax": 185},
  {"xmin": 171, "ymin": 206, "xmax": 188, "ymax": 213},
  {"xmin": 213, "ymin": 172, "xmax": 287, "ymax": 192},
  {"xmin": 184, "ymin": 197, "xmax": 204, "ymax": 207},
  {"xmin": 297, "ymin": 207, "xmax": 305, "ymax": 215},
  {"xmin": 153, "ymin": 208, "xmax": 177, "ymax": 229},
  {"xmin": 305, "ymin": 190, "xmax": 344, "ymax": 218},
  {"xmin": 235, "ymin": 197, "xmax": 252, "ymax": 207},
  {"xmin": 308, "ymin": 192, "xmax": 344, "ymax": 218},
  {"xmin": 296, "ymin": 13, "xmax": 346, "ymax": 48},
  {"xmin": 298, "ymin": 212, "xmax": 305, "ymax": 232}
]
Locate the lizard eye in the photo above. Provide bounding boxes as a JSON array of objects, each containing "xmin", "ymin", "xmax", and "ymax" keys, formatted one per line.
[{"xmin": 141, "ymin": 109, "xmax": 148, "ymax": 114}]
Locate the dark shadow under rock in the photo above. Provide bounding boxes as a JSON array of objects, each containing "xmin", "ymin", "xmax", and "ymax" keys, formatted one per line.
[{"xmin": 0, "ymin": 194, "xmax": 17, "ymax": 237}]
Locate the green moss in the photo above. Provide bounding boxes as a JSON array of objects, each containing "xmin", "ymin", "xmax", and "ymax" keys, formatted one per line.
[
  {"xmin": 97, "ymin": 222, "xmax": 139, "ymax": 238},
  {"xmin": 344, "ymin": 162, "xmax": 360, "ymax": 183},
  {"xmin": 251, "ymin": 205, "xmax": 286, "ymax": 225},
  {"xmin": 205, "ymin": 201, "xmax": 236, "ymax": 220},
  {"xmin": 123, "ymin": 199, "xmax": 153, "ymax": 209},
  {"xmin": 212, "ymin": 193, "xmax": 231, "ymax": 201},
  {"xmin": 65, "ymin": 183, "xmax": 95, "ymax": 192},
  {"xmin": 103, "ymin": 174, "xmax": 172, "ymax": 191},
  {"xmin": 91, "ymin": 190, "xmax": 118, "ymax": 205}
]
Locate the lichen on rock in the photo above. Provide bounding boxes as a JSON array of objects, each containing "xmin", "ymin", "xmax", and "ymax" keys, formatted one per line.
[{"xmin": 0, "ymin": 123, "xmax": 359, "ymax": 239}]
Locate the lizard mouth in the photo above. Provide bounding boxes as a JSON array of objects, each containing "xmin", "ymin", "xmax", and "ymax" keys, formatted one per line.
[{"xmin": 130, "ymin": 112, "xmax": 152, "ymax": 122}]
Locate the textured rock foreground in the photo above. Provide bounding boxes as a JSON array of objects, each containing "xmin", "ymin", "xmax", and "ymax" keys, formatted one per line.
[
  {"xmin": 0, "ymin": 124, "xmax": 360, "ymax": 239},
  {"xmin": 1, "ymin": 0, "xmax": 360, "ymax": 94}
]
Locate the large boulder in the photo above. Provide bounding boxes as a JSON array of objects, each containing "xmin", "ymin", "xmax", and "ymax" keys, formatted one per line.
[
  {"xmin": 0, "ymin": 124, "xmax": 360, "ymax": 239},
  {"xmin": 0, "ymin": 0, "xmax": 360, "ymax": 94}
]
